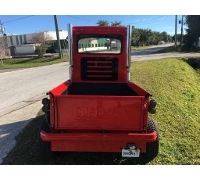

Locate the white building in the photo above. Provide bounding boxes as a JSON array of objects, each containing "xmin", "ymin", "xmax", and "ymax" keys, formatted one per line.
[
  {"xmin": 13, "ymin": 44, "xmax": 40, "ymax": 55},
  {"xmin": 6, "ymin": 30, "xmax": 68, "ymax": 47},
  {"xmin": 2, "ymin": 30, "xmax": 68, "ymax": 55}
]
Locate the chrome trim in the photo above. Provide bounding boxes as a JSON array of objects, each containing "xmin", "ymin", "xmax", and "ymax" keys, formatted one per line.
[
  {"xmin": 67, "ymin": 24, "xmax": 73, "ymax": 65},
  {"xmin": 126, "ymin": 25, "xmax": 132, "ymax": 69},
  {"xmin": 126, "ymin": 25, "xmax": 132, "ymax": 82}
]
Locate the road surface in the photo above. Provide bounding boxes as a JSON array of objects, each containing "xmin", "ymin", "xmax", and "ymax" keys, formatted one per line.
[
  {"xmin": 0, "ymin": 63, "xmax": 70, "ymax": 117},
  {"xmin": 131, "ymin": 43, "xmax": 174, "ymax": 56},
  {"xmin": 131, "ymin": 43, "xmax": 200, "ymax": 61}
]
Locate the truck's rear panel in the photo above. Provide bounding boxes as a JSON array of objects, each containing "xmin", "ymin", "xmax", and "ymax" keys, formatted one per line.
[{"xmin": 53, "ymin": 95, "xmax": 146, "ymax": 131}]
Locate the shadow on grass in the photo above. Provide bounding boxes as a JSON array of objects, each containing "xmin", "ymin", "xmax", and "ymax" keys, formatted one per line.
[
  {"xmin": 14, "ymin": 58, "xmax": 38, "ymax": 64},
  {"xmin": 1, "ymin": 113, "xmax": 148, "ymax": 165},
  {"xmin": 182, "ymin": 57, "xmax": 200, "ymax": 69},
  {"xmin": 14, "ymin": 57, "xmax": 60, "ymax": 65}
]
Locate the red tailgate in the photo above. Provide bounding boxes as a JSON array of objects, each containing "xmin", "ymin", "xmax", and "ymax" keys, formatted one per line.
[{"xmin": 54, "ymin": 95, "xmax": 145, "ymax": 131}]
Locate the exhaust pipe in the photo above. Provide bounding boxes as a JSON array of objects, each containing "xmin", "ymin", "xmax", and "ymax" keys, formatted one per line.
[
  {"xmin": 67, "ymin": 24, "xmax": 73, "ymax": 65},
  {"xmin": 126, "ymin": 25, "xmax": 132, "ymax": 81}
]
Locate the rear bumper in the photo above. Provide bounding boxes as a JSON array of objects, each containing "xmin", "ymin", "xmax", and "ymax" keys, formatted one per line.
[{"xmin": 40, "ymin": 131, "xmax": 157, "ymax": 153}]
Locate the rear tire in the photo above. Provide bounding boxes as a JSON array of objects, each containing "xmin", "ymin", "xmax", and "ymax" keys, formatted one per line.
[
  {"xmin": 140, "ymin": 117, "xmax": 159, "ymax": 164},
  {"xmin": 37, "ymin": 117, "xmax": 52, "ymax": 158}
]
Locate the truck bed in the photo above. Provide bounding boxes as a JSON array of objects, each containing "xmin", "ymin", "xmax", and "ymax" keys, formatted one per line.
[
  {"xmin": 49, "ymin": 81, "xmax": 150, "ymax": 132},
  {"xmin": 62, "ymin": 83, "xmax": 138, "ymax": 96}
]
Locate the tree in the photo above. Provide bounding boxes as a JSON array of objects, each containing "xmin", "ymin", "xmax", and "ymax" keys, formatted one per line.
[
  {"xmin": 96, "ymin": 21, "xmax": 172, "ymax": 47},
  {"xmin": 131, "ymin": 26, "xmax": 140, "ymax": 46},
  {"xmin": 184, "ymin": 15, "xmax": 200, "ymax": 48},
  {"xmin": 0, "ymin": 35, "xmax": 9, "ymax": 66},
  {"xmin": 0, "ymin": 38, "xmax": 5, "ymax": 66},
  {"xmin": 111, "ymin": 20, "xmax": 123, "ymax": 26},
  {"xmin": 161, "ymin": 31, "xmax": 168, "ymax": 42},
  {"xmin": 32, "ymin": 31, "xmax": 53, "ymax": 58},
  {"xmin": 97, "ymin": 20, "xmax": 109, "ymax": 26}
]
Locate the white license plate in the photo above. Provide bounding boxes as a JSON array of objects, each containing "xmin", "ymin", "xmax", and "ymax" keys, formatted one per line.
[{"xmin": 122, "ymin": 148, "xmax": 140, "ymax": 157}]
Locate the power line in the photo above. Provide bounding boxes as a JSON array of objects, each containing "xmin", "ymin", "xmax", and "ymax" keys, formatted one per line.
[
  {"xmin": 66, "ymin": 15, "xmax": 96, "ymax": 23},
  {"xmin": 134, "ymin": 19, "xmax": 174, "ymax": 28},
  {"xmin": 2, "ymin": 15, "xmax": 34, "ymax": 24},
  {"xmin": 66, "ymin": 15, "xmax": 167, "ymax": 26},
  {"xmin": 130, "ymin": 15, "xmax": 166, "ymax": 25}
]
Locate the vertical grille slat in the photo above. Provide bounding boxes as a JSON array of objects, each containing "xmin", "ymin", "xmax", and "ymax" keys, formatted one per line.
[{"xmin": 81, "ymin": 57, "xmax": 118, "ymax": 81}]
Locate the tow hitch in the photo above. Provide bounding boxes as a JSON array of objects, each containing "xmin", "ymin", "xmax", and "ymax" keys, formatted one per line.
[{"xmin": 122, "ymin": 143, "xmax": 140, "ymax": 157}]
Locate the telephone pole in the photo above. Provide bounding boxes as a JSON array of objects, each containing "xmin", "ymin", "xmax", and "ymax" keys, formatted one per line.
[
  {"xmin": 0, "ymin": 20, "xmax": 4, "ymax": 36},
  {"xmin": 180, "ymin": 15, "xmax": 184, "ymax": 45},
  {"xmin": 175, "ymin": 15, "xmax": 177, "ymax": 48},
  {"xmin": 54, "ymin": 15, "xmax": 63, "ymax": 58}
]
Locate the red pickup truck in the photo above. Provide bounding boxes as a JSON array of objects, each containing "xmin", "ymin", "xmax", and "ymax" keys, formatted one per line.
[{"xmin": 38, "ymin": 24, "xmax": 159, "ymax": 164}]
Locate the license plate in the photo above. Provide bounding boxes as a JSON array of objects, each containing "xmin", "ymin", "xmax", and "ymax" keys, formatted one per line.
[{"xmin": 122, "ymin": 148, "xmax": 140, "ymax": 157}]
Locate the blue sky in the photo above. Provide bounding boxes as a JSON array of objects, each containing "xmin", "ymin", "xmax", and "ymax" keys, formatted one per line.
[
  {"xmin": 0, "ymin": 15, "xmax": 185, "ymax": 36},
  {"xmin": 0, "ymin": 0, "xmax": 195, "ymax": 36}
]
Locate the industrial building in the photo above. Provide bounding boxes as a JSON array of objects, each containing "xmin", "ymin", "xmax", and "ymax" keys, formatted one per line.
[{"xmin": 4, "ymin": 30, "xmax": 68, "ymax": 55}]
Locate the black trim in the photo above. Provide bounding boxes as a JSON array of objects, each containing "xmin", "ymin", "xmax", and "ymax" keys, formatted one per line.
[
  {"xmin": 62, "ymin": 83, "xmax": 138, "ymax": 96},
  {"xmin": 81, "ymin": 57, "xmax": 118, "ymax": 81}
]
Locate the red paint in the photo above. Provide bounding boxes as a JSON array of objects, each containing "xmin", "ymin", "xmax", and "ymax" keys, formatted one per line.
[
  {"xmin": 72, "ymin": 26, "xmax": 127, "ymax": 83},
  {"xmin": 40, "ymin": 25, "xmax": 158, "ymax": 155},
  {"xmin": 54, "ymin": 95, "xmax": 145, "ymax": 131},
  {"xmin": 41, "ymin": 131, "xmax": 157, "ymax": 152}
]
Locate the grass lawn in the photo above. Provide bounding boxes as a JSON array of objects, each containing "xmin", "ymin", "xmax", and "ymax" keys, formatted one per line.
[
  {"xmin": 1, "ymin": 57, "xmax": 200, "ymax": 165},
  {"xmin": 0, "ymin": 55, "xmax": 69, "ymax": 69},
  {"xmin": 131, "ymin": 58, "xmax": 200, "ymax": 164}
]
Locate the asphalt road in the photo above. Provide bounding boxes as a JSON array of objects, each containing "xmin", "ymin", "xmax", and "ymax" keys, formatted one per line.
[
  {"xmin": 131, "ymin": 43, "xmax": 200, "ymax": 61},
  {"xmin": 0, "ymin": 63, "xmax": 70, "ymax": 117},
  {"xmin": 1, "ymin": 43, "xmax": 200, "ymax": 164},
  {"xmin": 131, "ymin": 43, "xmax": 174, "ymax": 56}
]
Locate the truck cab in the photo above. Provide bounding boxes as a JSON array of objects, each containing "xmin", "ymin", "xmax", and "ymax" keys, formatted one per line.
[{"xmin": 38, "ymin": 24, "xmax": 159, "ymax": 164}]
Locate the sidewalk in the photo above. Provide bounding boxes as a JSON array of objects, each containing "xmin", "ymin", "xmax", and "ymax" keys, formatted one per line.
[{"xmin": 0, "ymin": 100, "xmax": 43, "ymax": 164}]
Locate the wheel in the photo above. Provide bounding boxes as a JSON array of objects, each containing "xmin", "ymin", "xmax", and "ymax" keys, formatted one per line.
[
  {"xmin": 140, "ymin": 117, "xmax": 159, "ymax": 164},
  {"xmin": 37, "ymin": 117, "xmax": 52, "ymax": 158}
]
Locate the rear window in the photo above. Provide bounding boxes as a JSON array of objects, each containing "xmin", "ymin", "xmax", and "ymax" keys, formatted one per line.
[{"xmin": 77, "ymin": 35, "xmax": 122, "ymax": 54}]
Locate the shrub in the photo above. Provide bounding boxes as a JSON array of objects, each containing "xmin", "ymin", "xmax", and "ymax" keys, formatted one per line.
[{"xmin": 35, "ymin": 43, "xmax": 47, "ymax": 58}]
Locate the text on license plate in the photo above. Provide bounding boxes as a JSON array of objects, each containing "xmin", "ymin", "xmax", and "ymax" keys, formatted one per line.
[{"xmin": 122, "ymin": 148, "xmax": 140, "ymax": 157}]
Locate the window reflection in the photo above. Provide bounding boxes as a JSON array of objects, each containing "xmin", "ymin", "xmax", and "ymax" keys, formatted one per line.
[{"xmin": 78, "ymin": 37, "xmax": 121, "ymax": 54}]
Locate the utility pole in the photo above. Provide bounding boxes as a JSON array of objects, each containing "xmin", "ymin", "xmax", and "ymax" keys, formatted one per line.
[
  {"xmin": 0, "ymin": 20, "xmax": 4, "ymax": 36},
  {"xmin": 175, "ymin": 15, "xmax": 177, "ymax": 49},
  {"xmin": 180, "ymin": 15, "xmax": 184, "ymax": 45},
  {"xmin": 54, "ymin": 15, "xmax": 63, "ymax": 58}
]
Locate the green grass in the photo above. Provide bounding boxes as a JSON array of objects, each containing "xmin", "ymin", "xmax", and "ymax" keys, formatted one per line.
[
  {"xmin": 0, "ymin": 55, "xmax": 69, "ymax": 69},
  {"xmin": 131, "ymin": 58, "xmax": 200, "ymax": 164},
  {"xmin": 1, "ymin": 58, "xmax": 200, "ymax": 165}
]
